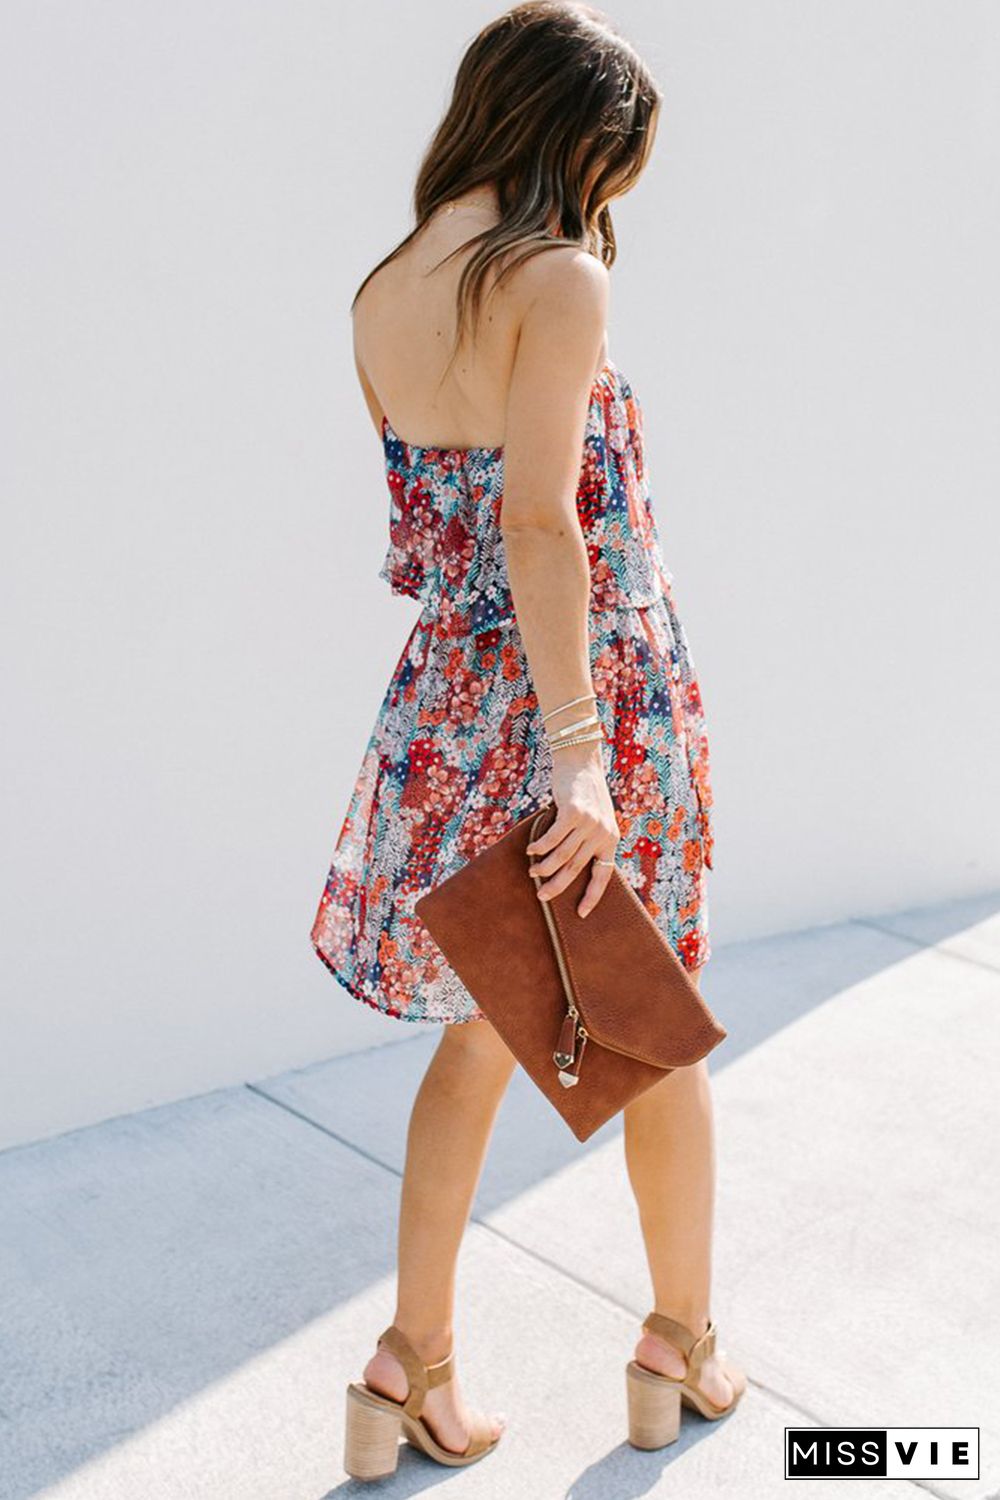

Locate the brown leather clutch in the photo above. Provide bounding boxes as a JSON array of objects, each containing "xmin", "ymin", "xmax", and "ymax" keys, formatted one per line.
[{"xmin": 414, "ymin": 803, "xmax": 727, "ymax": 1142}]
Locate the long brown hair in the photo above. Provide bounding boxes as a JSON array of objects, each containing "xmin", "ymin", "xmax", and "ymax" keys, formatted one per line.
[{"xmin": 352, "ymin": 1, "xmax": 661, "ymax": 363}]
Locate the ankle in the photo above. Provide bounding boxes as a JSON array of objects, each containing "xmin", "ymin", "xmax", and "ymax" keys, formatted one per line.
[
  {"xmin": 647, "ymin": 1304, "xmax": 710, "ymax": 1338},
  {"xmin": 387, "ymin": 1318, "xmax": 454, "ymax": 1366}
]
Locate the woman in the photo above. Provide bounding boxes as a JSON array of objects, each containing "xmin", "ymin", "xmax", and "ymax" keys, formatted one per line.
[{"xmin": 311, "ymin": 0, "xmax": 747, "ymax": 1478}]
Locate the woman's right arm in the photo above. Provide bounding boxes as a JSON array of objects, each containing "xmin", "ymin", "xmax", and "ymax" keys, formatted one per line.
[{"xmin": 499, "ymin": 248, "xmax": 619, "ymax": 917}]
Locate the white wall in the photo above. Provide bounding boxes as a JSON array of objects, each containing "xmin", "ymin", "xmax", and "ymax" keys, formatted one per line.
[{"xmin": 2, "ymin": 1, "xmax": 998, "ymax": 1151}]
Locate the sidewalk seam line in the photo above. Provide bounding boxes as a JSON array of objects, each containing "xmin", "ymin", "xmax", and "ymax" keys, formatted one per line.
[
  {"xmin": 246, "ymin": 1082, "xmax": 840, "ymax": 1432},
  {"xmin": 245, "ymin": 1082, "xmax": 661, "ymax": 1325},
  {"xmin": 851, "ymin": 918, "xmax": 1000, "ymax": 976},
  {"xmin": 245, "ymin": 1083, "xmax": 408, "ymax": 1182}
]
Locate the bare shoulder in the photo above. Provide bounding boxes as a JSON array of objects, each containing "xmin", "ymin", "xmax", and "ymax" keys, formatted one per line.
[
  {"xmin": 506, "ymin": 243, "xmax": 610, "ymax": 334},
  {"xmin": 498, "ymin": 245, "xmax": 611, "ymax": 529}
]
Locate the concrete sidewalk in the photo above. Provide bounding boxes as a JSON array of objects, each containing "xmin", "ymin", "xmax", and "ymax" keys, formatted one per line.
[{"xmin": 1, "ymin": 892, "xmax": 998, "ymax": 1500}]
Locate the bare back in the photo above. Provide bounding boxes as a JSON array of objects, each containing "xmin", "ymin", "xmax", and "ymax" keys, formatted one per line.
[{"xmin": 352, "ymin": 205, "xmax": 608, "ymax": 450}]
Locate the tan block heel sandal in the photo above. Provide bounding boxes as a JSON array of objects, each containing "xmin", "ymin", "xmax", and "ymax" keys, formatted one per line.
[
  {"xmin": 344, "ymin": 1324, "xmax": 503, "ymax": 1481},
  {"xmin": 626, "ymin": 1311, "xmax": 747, "ymax": 1449}
]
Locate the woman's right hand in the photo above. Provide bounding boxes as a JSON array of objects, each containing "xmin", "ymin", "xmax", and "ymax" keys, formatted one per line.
[{"xmin": 526, "ymin": 742, "xmax": 620, "ymax": 918}]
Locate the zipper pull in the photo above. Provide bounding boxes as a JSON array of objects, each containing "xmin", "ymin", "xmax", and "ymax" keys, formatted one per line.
[
  {"xmin": 553, "ymin": 1011, "xmax": 577, "ymax": 1071},
  {"xmin": 557, "ymin": 1026, "xmax": 588, "ymax": 1088}
]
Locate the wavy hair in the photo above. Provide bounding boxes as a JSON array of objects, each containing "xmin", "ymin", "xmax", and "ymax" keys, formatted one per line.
[{"xmin": 352, "ymin": 1, "xmax": 661, "ymax": 365}]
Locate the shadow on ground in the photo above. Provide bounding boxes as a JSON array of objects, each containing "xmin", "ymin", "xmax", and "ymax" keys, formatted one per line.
[{"xmin": 0, "ymin": 888, "xmax": 996, "ymax": 1499}]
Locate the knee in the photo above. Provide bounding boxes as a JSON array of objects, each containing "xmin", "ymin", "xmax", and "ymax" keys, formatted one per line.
[
  {"xmin": 433, "ymin": 1018, "xmax": 517, "ymax": 1091},
  {"xmin": 625, "ymin": 1054, "xmax": 711, "ymax": 1126}
]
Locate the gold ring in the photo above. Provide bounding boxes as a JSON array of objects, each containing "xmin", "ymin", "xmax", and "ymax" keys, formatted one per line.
[{"xmin": 593, "ymin": 858, "xmax": 615, "ymax": 867}]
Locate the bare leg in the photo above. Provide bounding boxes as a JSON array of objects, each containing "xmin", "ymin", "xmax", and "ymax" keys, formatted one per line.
[
  {"xmin": 623, "ymin": 961, "xmax": 740, "ymax": 1408},
  {"xmin": 362, "ymin": 1017, "xmax": 516, "ymax": 1451}
]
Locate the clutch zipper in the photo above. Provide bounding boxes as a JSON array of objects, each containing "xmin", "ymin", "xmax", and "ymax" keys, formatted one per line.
[
  {"xmin": 531, "ymin": 835, "xmax": 709, "ymax": 1078},
  {"xmin": 534, "ymin": 882, "xmax": 590, "ymax": 1088}
]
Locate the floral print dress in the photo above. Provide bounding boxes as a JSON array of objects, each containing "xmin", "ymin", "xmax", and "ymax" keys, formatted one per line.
[{"xmin": 310, "ymin": 360, "xmax": 715, "ymax": 1024}]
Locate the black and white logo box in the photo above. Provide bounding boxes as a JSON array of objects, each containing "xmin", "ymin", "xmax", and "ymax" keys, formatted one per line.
[{"xmin": 785, "ymin": 1427, "xmax": 979, "ymax": 1481}]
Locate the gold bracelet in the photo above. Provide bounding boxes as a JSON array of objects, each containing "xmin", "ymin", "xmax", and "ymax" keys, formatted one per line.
[
  {"xmin": 547, "ymin": 713, "xmax": 601, "ymax": 744},
  {"xmin": 550, "ymin": 730, "xmax": 605, "ymax": 752},
  {"xmin": 541, "ymin": 691, "xmax": 597, "ymax": 725}
]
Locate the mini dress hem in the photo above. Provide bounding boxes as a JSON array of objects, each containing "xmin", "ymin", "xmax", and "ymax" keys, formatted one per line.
[{"xmin": 310, "ymin": 359, "xmax": 716, "ymax": 1025}]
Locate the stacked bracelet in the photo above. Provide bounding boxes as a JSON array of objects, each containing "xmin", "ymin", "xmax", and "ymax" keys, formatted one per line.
[
  {"xmin": 542, "ymin": 690, "xmax": 604, "ymax": 753},
  {"xmin": 548, "ymin": 713, "xmax": 600, "ymax": 743},
  {"xmin": 540, "ymin": 691, "xmax": 597, "ymax": 725},
  {"xmin": 550, "ymin": 732, "xmax": 604, "ymax": 752}
]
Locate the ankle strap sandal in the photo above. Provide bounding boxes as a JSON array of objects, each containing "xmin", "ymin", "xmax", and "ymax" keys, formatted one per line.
[
  {"xmin": 344, "ymin": 1323, "xmax": 503, "ymax": 1480},
  {"xmin": 626, "ymin": 1310, "xmax": 748, "ymax": 1449}
]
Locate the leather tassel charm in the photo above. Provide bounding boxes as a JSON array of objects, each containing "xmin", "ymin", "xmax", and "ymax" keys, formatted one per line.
[
  {"xmin": 553, "ymin": 1011, "xmax": 577, "ymax": 1071},
  {"xmin": 557, "ymin": 1028, "xmax": 587, "ymax": 1088}
]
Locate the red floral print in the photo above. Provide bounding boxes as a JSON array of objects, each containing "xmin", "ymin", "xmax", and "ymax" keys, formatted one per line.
[{"xmin": 311, "ymin": 361, "xmax": 715, "ymax": 1023}]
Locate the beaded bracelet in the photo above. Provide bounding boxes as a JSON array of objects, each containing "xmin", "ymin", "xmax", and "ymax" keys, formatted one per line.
[{"xmin": 550, "ymin": 729, "xmax": 605, "ymax": 753}]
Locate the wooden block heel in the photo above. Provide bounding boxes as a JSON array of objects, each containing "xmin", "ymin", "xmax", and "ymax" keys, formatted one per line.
[
  {"xmin": 627, "ymin": 1309, "xmax": 748, "ymax": 1448},
  {"xmin": 343, "ymin": 1323, "xmax": 503, "ymax": 1480},
  {"xmin": 344, "ymin": 1384, "xmax": 403, "ymax": 1481},
  {"xmin": 626, "ymin": 1360, "xmax": 682, "ymax": 1448}
]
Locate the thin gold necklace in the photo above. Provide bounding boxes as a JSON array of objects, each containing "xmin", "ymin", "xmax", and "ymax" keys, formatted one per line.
[{"xmin": 442, "ymin": 195, "xmax": 498, "ymax": 215}]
